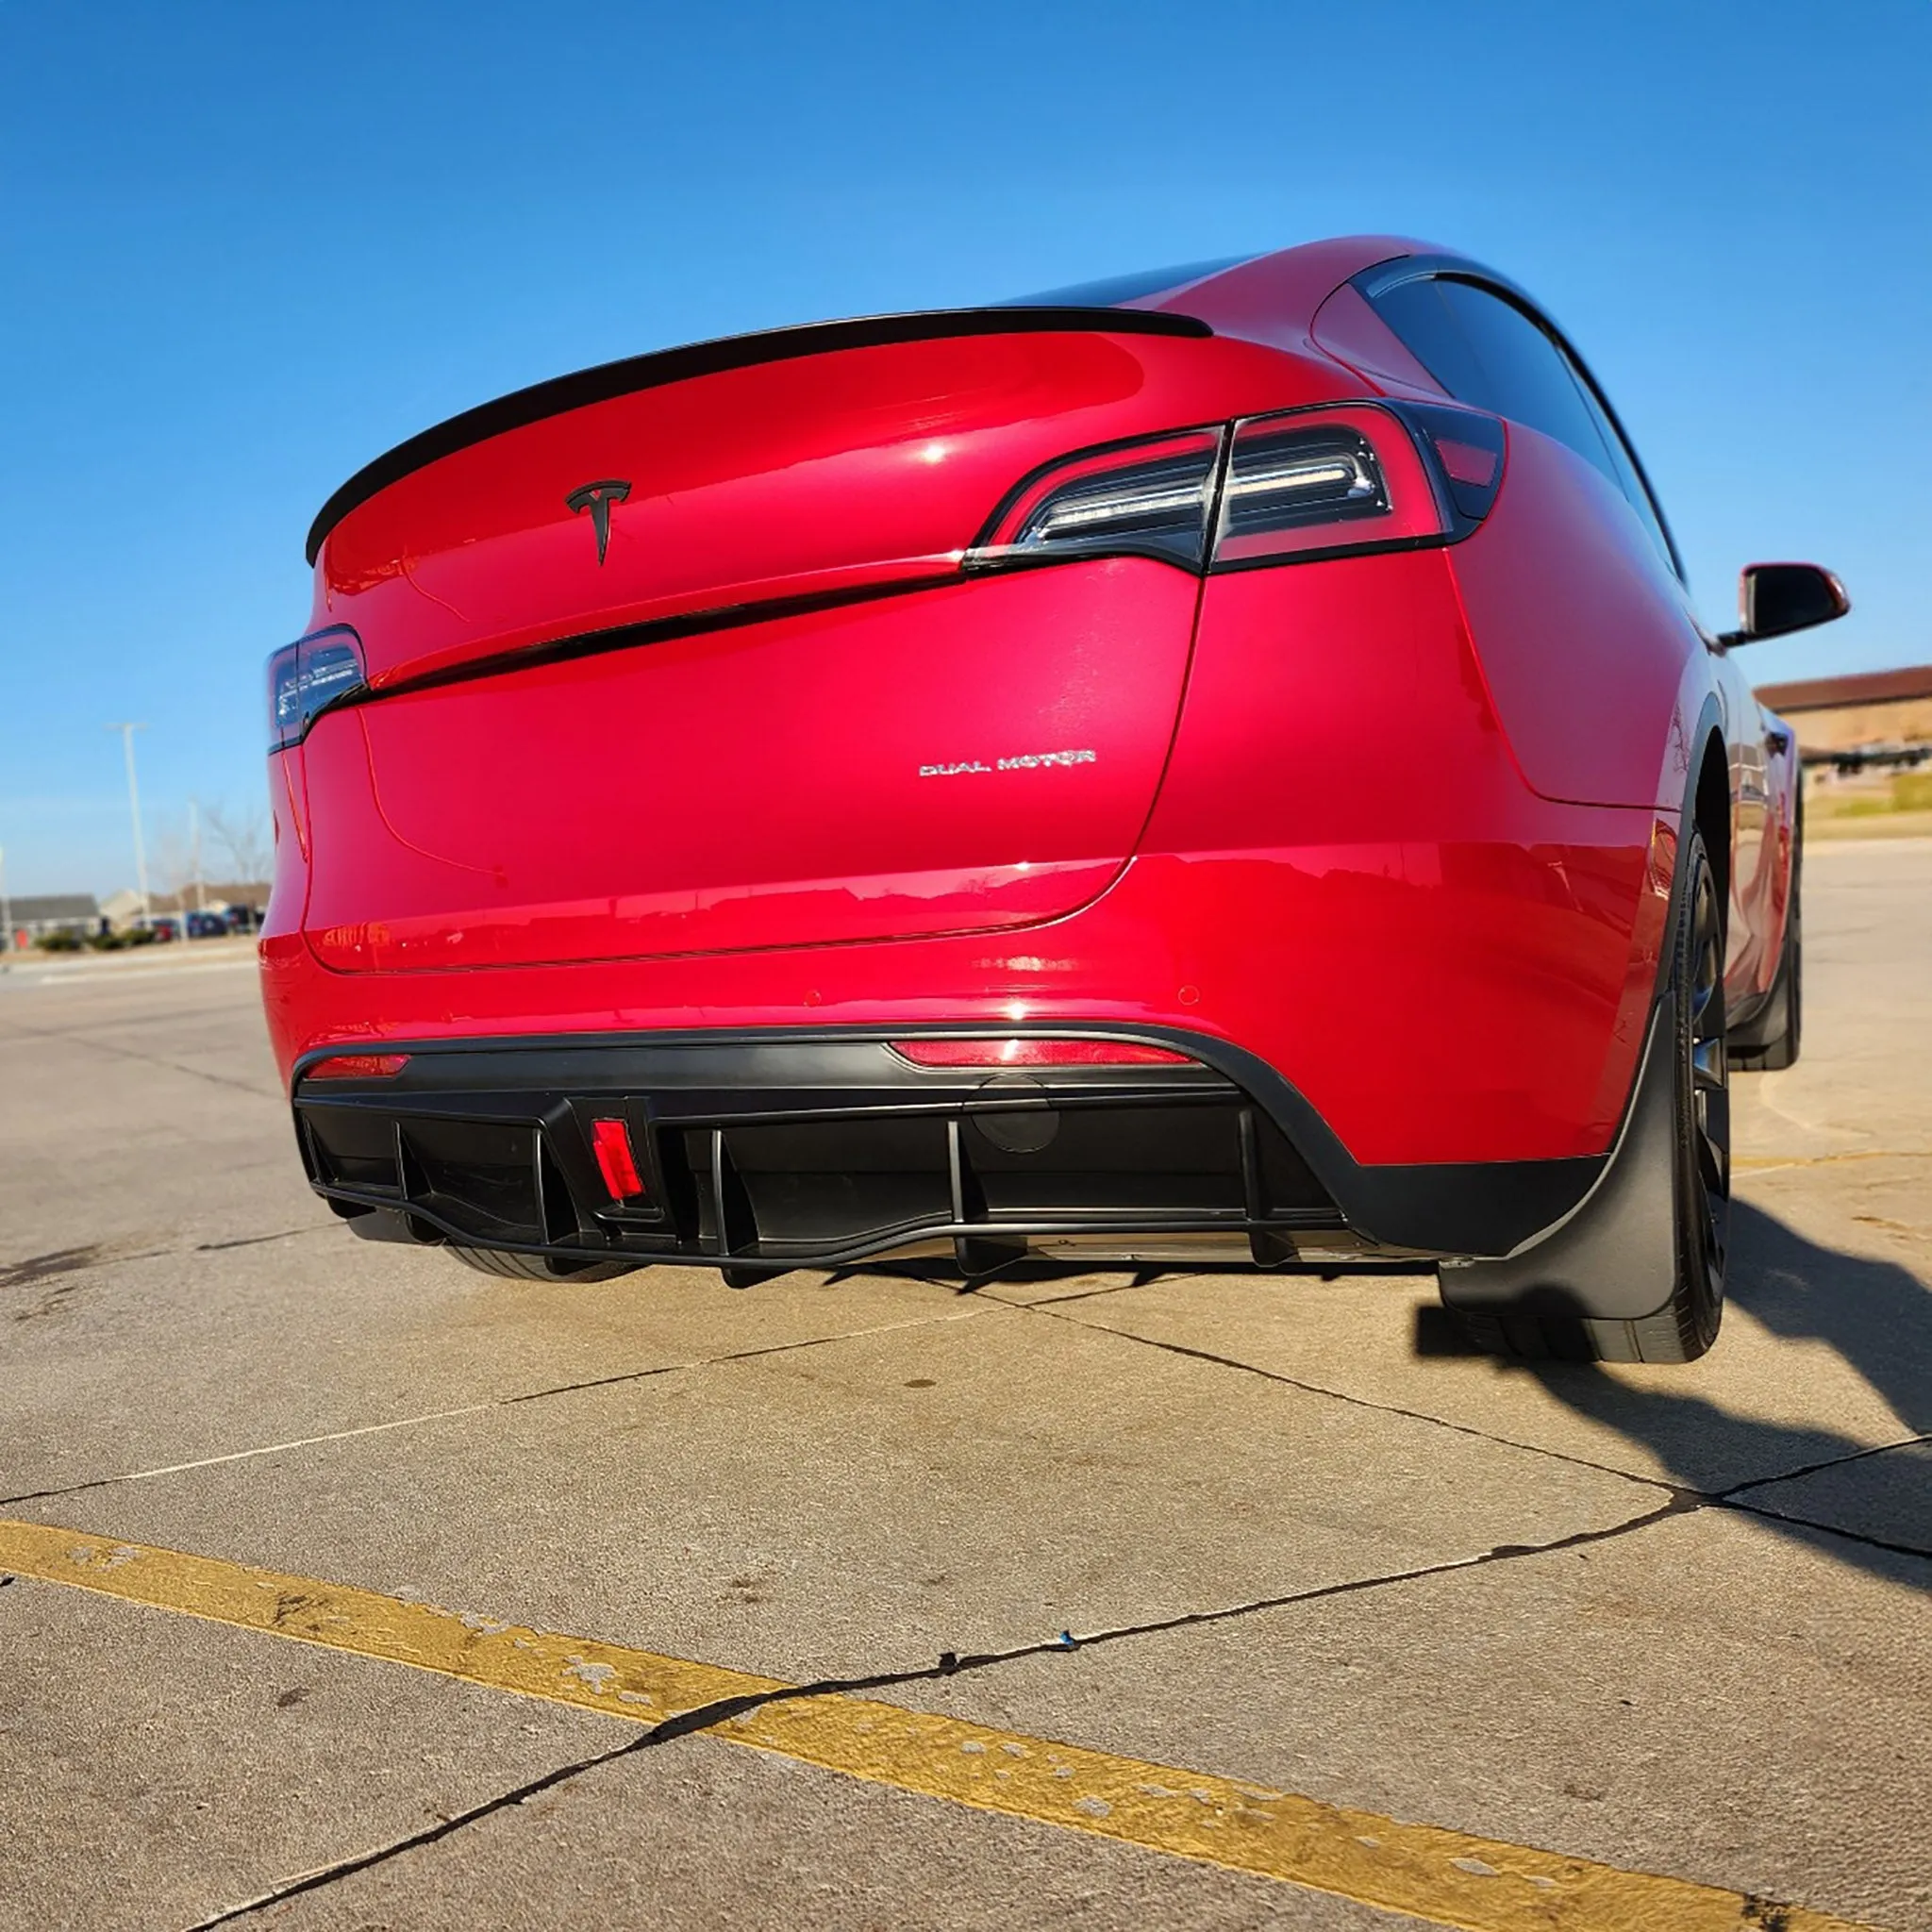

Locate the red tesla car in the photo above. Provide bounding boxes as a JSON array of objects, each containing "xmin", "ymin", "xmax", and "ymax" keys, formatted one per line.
[{"xmin": 263, "ymin": 237, "xmax": 1844, "ymax": 1362}]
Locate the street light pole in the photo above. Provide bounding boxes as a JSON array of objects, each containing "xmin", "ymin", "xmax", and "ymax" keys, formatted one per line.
[
  {"xmin": 189, "ymin": 796, "xmax": 206, "ymax": 917},
  {"xmin": 107, "ymin": 723, "xmax": 150, "ymax": 924},
  {"xmin": 0, "ymin": 843, "xmax": 10, "ymax": 955}
]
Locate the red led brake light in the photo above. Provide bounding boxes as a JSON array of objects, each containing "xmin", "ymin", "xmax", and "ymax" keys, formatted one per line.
[
  {"xmin": 891, "ymin": 1039, "xmax": 1194, "ymax": 1068},
  {"xmin": 591, "ymin": 1118, "xmax": 647, "ymax": 1199},
  {"xmin": 306, "ymin": 1053, "xmax": 410, "ymax": 1080}
]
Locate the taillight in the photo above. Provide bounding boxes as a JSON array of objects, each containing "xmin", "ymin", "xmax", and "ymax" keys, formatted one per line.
[
  {"xmin": 970, "ymin": 428, "xmax": 1223, "ymax": 570},
  {"xmin": 1394, "ymin": 402, "xmax": 1507, "ymax": 526},
  {"xmin": 268, "ymin": 626, "xmax": 366, "ymax": 751},
  {"xmin": 967, "ymin": 401, "xmax": 1505, "ymax": 577},
  {"xmin": 891, "ymin": 1039, "xmax": 1196, "ymax": 1068},
  {"xmin": 304, "ymin": 1053, "xmax": 410, "ymax": 1080},
  {"xmin": 1215, "ymin": 407, "xmax": 1438, "ymax": 566}
]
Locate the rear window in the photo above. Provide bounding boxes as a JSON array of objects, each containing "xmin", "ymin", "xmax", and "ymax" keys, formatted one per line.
[
  {"xmin": 1369, "ymin": 274, "xmax": 1677, "ymax": 571},
  {"xmin": 1370, "ymin": 277, "xmax": 1613, "ymax": 477}
]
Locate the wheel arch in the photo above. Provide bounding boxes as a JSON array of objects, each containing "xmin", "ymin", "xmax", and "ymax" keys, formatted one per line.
[{"xmin": 1691, "ymin": 718, "xmax": 1730, "ymax": 917}]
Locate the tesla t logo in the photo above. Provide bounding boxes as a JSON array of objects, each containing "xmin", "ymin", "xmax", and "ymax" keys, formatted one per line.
[{"xmin": 564, "ymin": 479, "xmax": 632, "ymax": 564}]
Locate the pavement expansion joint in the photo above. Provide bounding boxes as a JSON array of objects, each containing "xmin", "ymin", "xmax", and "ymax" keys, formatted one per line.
[
  {"xmin": 0, "ymin": 1302, "xmax": 996, "ymax": 1509},
  {"xmin": 1021, "ymin": 1296, "xmax": 1688, "ymax": 1494},
  {"xmin": 1028, "ymin": 1300, "xmax": 1932, "ymax": 1561},
  {"xmin": 1716, "ymin": 1430, "xmax": 1931, "ymax": 1500},
  {"xmin": 1724, "ymin": 1496, "xmax": 1931, "ymax": 1563},
  {"xmin": 180, "ymin": 1730, "xmax": 661, "ymax": 1929},
  {"xmin": 0, "ymin": 1009, "xmax": 283, "ymax": 1098},
  {"xmin": 1, "ymin": 1515, "xmax": 1885, "ymax": 1932}
]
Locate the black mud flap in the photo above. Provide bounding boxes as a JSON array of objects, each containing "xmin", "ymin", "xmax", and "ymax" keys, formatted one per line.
[{"xmin": 1436, "ymin": 996, "xmax": 1678, "ymax": 1334}]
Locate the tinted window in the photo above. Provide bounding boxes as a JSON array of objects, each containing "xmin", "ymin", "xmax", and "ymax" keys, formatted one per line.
[
  {"xmin": 1363, "ymin": 277, "xmax": 1491, "ymax": 402},
  {"xmin": 1371, "ymin": 274, "xmax": 1676, "ymax": 569}
]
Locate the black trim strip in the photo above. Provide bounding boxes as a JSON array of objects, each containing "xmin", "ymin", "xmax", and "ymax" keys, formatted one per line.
[
  {"xmin": 334, "ymin": 573, "xmax": 966, "ymax": 718},
  {"xmin": 306, "ymin": 307, "xmax": 1213, "ymax": 565}
]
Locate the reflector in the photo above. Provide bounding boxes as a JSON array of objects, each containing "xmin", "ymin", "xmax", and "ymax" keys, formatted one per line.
[
  {"xmin": 891, "ymin": 1039, "xmax": 1194, "ymax": 1068},
  {"xmin": 305, "ymin": 1053, "xmax": 410, "ymax": 1080},
  {"xmin": 591, "ymin": 1117, "xmax": 647, "ymax": 1199}
]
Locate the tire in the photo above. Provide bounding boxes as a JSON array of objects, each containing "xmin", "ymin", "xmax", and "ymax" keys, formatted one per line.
[
  {"xmin": 1730, "ymin": 807, "xmax": 1802, "ymax": 1072},
  {"xmin": 446, "ymin": 1245, "xmax": 639, "ymax": 1283},
  {"xmin": 1600, "ymin": 825, "xmax": 1730, "ymax": 1361},
  {"xmin": 1447, "ymin": 826, "xmax": 1731, "ymax": 1365}
]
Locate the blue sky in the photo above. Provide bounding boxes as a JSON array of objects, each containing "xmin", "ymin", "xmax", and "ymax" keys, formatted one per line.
[{"xmin": 2, "ymin": 1, "xmax": 1926, "ymax": 896}]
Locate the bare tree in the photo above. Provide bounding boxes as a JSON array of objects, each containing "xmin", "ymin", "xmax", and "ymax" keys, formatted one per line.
[
  {"xmin": 204, "ymin": 799, "xmax": 272, "ymax": 888},
  {"xmin": 147, "ymin": 810, "xmax": 197, "ymax": 901}
]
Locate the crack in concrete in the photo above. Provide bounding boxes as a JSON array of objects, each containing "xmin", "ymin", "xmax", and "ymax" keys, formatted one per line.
[
  {"xmin": 0, "ymin": 1011, "xmax": 281, "ymax": 1100},
  {"xmin": 179, "ymin": 1491, "xmax": 1712, "ymax": 1926},
  {"xmin": 1722, "ymin": 1429, "xmax": 1932, "ymax": 1498},
  {"xmin": 0, "ymin": 1304, "xmax": 994, "ymax": 1508},
  {"xmin": 180, "ymin": 1727, "xmax": 659, "ymax": 1928},
  {"xmin": 171, "ymin": 1437, "xmax": 1932, "ymax": 1927},
  {"xmin": 1725, "ymin": 1496, "xmax": 1931, "ymax": 1562},
  {"xmin": 1020, "ymin": 1299, "xmax": 1680, "ymax": 1492},
  {"xmin": 1024, "ymin": 1301, "xmax": 1932, "ymax": 1565}
]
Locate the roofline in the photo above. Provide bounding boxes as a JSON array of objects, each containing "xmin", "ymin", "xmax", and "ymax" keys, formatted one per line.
[{"xmin": 305, "ymin": 306, "xmax": 1211, "ymax": 565}]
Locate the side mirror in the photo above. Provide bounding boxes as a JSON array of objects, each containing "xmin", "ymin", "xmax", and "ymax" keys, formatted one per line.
[{"xmin": 1722, "ymin": 562, "xmax": 1850, "ymax": 644}]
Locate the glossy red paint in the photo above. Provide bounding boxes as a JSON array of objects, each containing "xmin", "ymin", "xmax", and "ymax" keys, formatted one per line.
[
  {"xmin": 266, "ymin": 237, "xmax": 1808, "ymax": 1217},
  {"xmin": 301, "ymin": 559, "xmax": 1201, "ymax": 969},
  {"xmin": 1308, "ymin": 283, "xmax": 1446, "ymax": 397},
  {"xmin": 1446, "ymin": 424, "xmax": 1701, "ymax": 811},
  {"xmin": 313, "ymin": 328, "xmax": 1361, "ymax": 689}
]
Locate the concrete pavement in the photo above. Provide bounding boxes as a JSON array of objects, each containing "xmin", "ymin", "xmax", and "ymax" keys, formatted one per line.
[{"xmin": 1, "ymin": 842, "xmax": 1925, "ymax": 1930}]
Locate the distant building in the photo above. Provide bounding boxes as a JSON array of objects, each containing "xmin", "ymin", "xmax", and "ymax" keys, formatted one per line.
[
  {"xmin": 1756, "ymin": 665, "xmax": 1932, "ymax": 770},
  {"xmin": 144, "ymin": 881, "xmax": 271, "ymax": 918},
  {"xmin": 5, "ymin": 893, "xmax": 99, "ymax": 947},
  {"xmin": 100, "ymin": 882, "xmax": 269, "ymax": 930}
]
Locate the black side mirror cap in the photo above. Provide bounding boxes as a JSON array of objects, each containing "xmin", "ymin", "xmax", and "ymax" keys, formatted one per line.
[{"xmin": 1721, "ymin": 562, "xmax": 1850, "ymax": 645}]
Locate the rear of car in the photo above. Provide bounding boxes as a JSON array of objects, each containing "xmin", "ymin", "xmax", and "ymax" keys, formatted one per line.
[{"xmin": 262, "ymin": 246, "xmax": 1692, "ymax": 1296}]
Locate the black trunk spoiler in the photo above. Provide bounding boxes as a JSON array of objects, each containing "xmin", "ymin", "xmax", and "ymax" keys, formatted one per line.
[{"xmin": 306, "ymin": 307, "xmax": 1213, "ymax": 563}]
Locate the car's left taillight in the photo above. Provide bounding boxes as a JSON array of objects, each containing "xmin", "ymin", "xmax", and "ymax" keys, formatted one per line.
[
  {"xmin": 966, "ymin": 400, "xmax": 1506, "ymax": 576},
  {"xmin": 268, "ymin": 626, "xmax": 366, "ymax": 751}
]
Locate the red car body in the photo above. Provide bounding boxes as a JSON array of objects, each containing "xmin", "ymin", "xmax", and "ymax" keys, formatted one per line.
[{"xmin": 263, "ymin": 237, "xmax": 1830, "ymax": 1352}]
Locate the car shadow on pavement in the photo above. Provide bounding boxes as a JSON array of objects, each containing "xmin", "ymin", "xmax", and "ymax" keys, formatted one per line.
[{"xmin": 1481, "ymin": 1200, "xmax": 1930, "ymax": 1574}]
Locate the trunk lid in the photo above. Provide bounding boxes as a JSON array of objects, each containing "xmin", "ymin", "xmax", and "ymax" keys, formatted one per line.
[{"xmin": 297, "ymin": 315, "xmax": 1335, "ymax": 972}]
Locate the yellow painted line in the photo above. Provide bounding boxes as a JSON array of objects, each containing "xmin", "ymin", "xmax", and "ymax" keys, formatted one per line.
[{"xmin": 0, "ymin": 1519, "xmax": 1879, "ymax": 1932}]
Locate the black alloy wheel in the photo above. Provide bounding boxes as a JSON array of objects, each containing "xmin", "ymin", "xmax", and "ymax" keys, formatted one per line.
[{"xmin": 1660, "ymin": 829, "xmax": 1730, "ymax": 1358}]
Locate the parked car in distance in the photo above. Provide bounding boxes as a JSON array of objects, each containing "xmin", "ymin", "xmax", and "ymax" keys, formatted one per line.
[
  {"xmin": 185, "ymin": 910, "xmax": 229, "ymax": 940},
  {"xmin": 264, "ymin": 236, "xmax": 1842, "ymax": 1364}
]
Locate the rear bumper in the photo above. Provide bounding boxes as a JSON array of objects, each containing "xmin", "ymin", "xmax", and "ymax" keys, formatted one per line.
[{"xmin": 291, "ymin": 1025, "xmax": 1607, "ymax": 1273}]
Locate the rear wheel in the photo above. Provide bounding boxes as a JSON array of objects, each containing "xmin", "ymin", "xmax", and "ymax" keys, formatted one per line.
[
  {"xmin": 446, "ymin": 1246, "xmax": 639, "ymax": 1283},
  {"xmin": 1609, "ymin": 829, "xmax": 1730, "ymax": 1361}
]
